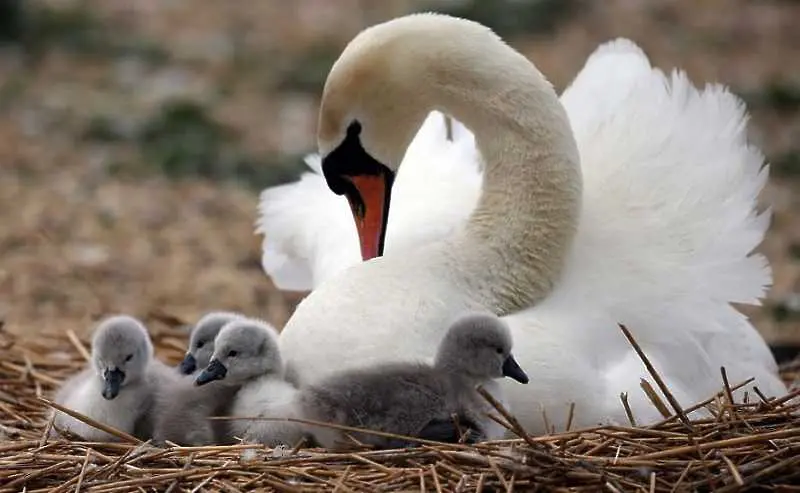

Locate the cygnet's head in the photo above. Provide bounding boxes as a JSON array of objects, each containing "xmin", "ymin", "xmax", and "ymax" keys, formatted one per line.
[
  {"xmin": 90, "ymin": 315, "xmax": 154, "ymax": 400},
  {"xmin": 179, "ymin": 311, "xmax": 245, "ymax": 375},
  {"xmin": 434, "ymin": 312, "xmax": 529, "ymax": 384},
  {"xmin": 194, "ymin": 319, "xmax": 282, "ymax": 386}
]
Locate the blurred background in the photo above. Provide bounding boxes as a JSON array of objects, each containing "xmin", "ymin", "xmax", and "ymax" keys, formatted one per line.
[{"xmin": 0, "ymin": 0, "xmax": 798, "ymax": 345}]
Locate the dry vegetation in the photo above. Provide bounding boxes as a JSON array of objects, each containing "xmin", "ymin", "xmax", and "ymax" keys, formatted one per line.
[{"xmin": 0, "ymin": 326, "xmax": 799, "ymax": 491}]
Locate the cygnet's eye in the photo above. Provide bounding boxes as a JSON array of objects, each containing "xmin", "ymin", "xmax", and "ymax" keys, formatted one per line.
[
  {"xmin": 196, "ymin": 341, "xmax": 205, "ymax": 349},
  {"xmin": 125, "ymin": 354, "xmax": 134, "ymax": 362},
  {"xmin": 228, "ymin": 350, "xmax": 238, "ymax": 358},
  {"xmin": 495, "ymin": 347, "xmax": 503, "ymax": 355}
]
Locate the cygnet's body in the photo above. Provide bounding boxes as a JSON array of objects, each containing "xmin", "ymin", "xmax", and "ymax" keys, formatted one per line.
[
  {"xmin": 198, "ymin": 319, "xmax": 299, "ymax": 443},
  {"xmin": 152, "ymin": 375, "xmax": 239, "ymax": 446},
  {"xmin": 230, "ymin": 376, "xmax": 300, "ymax": 446},
  {"xmin": 154, "ymin": 318, "xmax": 294, "ymax": 445},
  {"xmin": 52, "ymin": 315, "xmax": 173, "ymax": 441},
  {"xmin": 265, "ymin": 313, "xmax": 528, "ymax": 450},
  {"xmin": 178, "ymin": 311, "xmax": 246, "ymax": 375}
]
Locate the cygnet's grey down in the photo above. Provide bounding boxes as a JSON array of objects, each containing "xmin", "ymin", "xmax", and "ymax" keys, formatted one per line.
[
  {"xmin": 196, "ymin": 318, "xmax": 299, "ymax": 444},
  {"xmin": 153, "ymin": 318, "xmax": 295, "ymax": 445},
  {"xmin": 178, "ymin": 311, "xmax": 246, "ymax": 375},
  {"xmin": 259, "ymin": 312, "xmax": 529, "ymax": 450},
  {"xmin": 52, "ymin": 315, "xmax": 175, "ymax": 441}
]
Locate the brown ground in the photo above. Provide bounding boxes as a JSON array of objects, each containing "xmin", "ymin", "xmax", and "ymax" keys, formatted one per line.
[{"xmin": 1, "ymin": 0, "xmax": 798, "ymax": 344}]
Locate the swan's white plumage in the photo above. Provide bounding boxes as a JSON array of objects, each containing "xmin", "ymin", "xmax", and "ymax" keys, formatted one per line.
[
  {"xmin": 256, "ymin": 112, "xmax": 481, "ymax": 291},
  {"xmin": 257, "ymin": 35, "xmax": 784, "ymax": 431},
  {"xmin": 550, "ymin": 39, "xmax": 778, "ymax": 393}
]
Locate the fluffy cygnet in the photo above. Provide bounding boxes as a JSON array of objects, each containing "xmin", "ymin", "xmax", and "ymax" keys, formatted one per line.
[
  {"xmin": 196, "ymin": 318, "xmax": 299, "ymax": 443},
  {"xmin": 265, "ymin": 312, "xmax": 529, "ymax": 450},
  {"xmin": 152, "ymin": 375, "xmax": 238, "ymax": 446},
  {"xmin": 52, "ymin": 315, "xmax": 173, "ymax": 441},
  {"xmin": 153, "ymin": 318, "xmax": 292, "ymax": 445},
  {"xmin": 178, "ymin": 311, "xmax": 246, "ymax": 375}
]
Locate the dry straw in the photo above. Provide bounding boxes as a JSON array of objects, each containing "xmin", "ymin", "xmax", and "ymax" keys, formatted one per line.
[{"xmin": 0, "ymin": 322, "xmax": 798, "ymax": 492}]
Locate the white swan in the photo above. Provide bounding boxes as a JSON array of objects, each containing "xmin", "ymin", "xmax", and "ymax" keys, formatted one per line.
[{"xmin": 263, "ymin": 13, "xmax": 786, "ymax": 433}]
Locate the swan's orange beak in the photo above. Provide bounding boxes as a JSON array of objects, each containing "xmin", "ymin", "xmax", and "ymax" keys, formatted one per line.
[{"xmin": 345, "ymin": 173, "xmax": 393, "ymax": 261}]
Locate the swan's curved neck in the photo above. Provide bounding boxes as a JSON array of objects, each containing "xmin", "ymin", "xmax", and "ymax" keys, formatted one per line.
[{"xmin": 422, "ymin": 46, "xmax": 583, "ymax": 315}]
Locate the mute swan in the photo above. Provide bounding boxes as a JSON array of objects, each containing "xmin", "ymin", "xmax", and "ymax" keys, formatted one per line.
[
  {"xmin": 178, "ymin": 311, "xmax": 246, "ymax": 375},
  {"xmin": 269, "ymin": 13, "xmax": 786, "ymax": 433},
  {"xmin": 53, "ymin": 315, "xmax": 174, "ymax": 441},
  {"xmin": 259, "ymin": 312, "xmax": 527, "ymax": 450}
]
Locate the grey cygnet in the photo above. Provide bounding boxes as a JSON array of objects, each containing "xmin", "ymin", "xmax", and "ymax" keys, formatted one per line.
[
  {"xmin": 267, "ymin": 312, "xmax": 528, "ymax": 450},
  {"xmin": 178, "ymin": 311, "xmax": 246, "ymax": 375},
  {"xmin": 154, "ymin": 318, "xmax": 292, "ymax": 445},
  {"xmin": 52, "ymin": 315, "xmax": 174, "ymax": 441}
]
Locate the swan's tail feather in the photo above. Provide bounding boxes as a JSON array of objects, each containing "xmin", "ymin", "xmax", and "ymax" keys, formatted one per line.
[
  {"xmin": 256, "ymin": 162, "xmax": 359, "ymax": 292},
  {"xmin": 256, "ymin": 111, "xmax": 482, "ymax": 291},
  {"xmin": 558, "ymin": 40, "xmax": 772, "ymax": 328},
  {"xmin": 549, "ymin": 38, "xmax": 779, "ymax": 397},
  {"xmin": 560, "ymin": 38, "xmax": 653, "ymax": 133}
]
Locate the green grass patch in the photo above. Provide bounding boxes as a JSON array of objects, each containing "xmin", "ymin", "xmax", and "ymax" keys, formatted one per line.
[
  {"xmin": 788, "ymin": 243, "xmax": 800, "ymax": 261},
  {"xmin": 744, "ymin": 82, "xmax": 800, "ymax": 114},
  {"xmin": 771, "ymin": 300, "xmax": 800, "ymax": 323},
  {"xmin": 1, "ymin": 1, "xmax": 169, "ymax": 64},
  {"xmin": 770, "ymin": 151, "xmax": 800, "ymax": 179},
  {"xmin": 85, "ymin": 99, "xmax": 305, "ymax": 191},
  {"xmin": 274, "ymin": 44, "xmax": 341, "ymax": 94}
]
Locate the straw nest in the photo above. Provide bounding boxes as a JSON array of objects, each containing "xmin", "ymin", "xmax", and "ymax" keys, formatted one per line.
[{"xmin": 1, "ymin": 321, "xmax": 799, "ymax": 492}]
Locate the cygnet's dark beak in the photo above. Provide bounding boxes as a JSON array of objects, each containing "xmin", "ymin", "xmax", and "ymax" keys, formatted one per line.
[
  {"xmin": 179, "ymin": 353, "xmax": 197, "ymax": 375},
  {"xmin": 502, "ymin": 355, "xmax": 529, "ymax": 384},
  {"xmin": 102, "ymin": 368, "xmax": 125, "ymax": 399},
  {"xmin": 195, "ymin": 359, "xmax": 227, "ymax": 386}
]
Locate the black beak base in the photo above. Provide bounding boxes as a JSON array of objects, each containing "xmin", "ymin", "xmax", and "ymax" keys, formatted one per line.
[
  {"xmin": 102, "ymin": 368, "xmax": 125, "ymax": 400},
  {"xmin": 179, "ymin": 353, "xmax": 197, "ymax": 375},
  {"xmin": 195, "ymin": 359, "xmax": 227, "ymax": 386},
  {"xmin": 502, "ymin": 355, "xmax": 529, "ymax": 384},
  {"xmin": 320, "ymin": 120, "xmax": 396, "ymax": 260}
]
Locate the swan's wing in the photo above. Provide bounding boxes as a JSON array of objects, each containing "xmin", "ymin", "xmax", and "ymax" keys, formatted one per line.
[
  {"xmin": 256, "ymin": 153, "xmax": 355, "ymax": 291},
  {"xmin": 559, "ymin": 38, "xmax": 771, "ymax": 319},
  {"xmin": 543, "ymin": 39, "xmax": 779, "ymax": 394},
  {"xmin": 256, "ymin": 111, "xmax": 483, "ymax": 291}
]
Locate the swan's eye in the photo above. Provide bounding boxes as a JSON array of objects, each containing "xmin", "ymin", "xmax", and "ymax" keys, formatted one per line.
[
  {"xmin": 125, "ymin": 354, "xmax": 133, "ymax": 362},
  {"xmin": 228, "ymin": 350, "xmax": 238, "ymax": 358},
  {"xmin": 196, "ymin": 341, "xmax": 205, "ymax": 349}
]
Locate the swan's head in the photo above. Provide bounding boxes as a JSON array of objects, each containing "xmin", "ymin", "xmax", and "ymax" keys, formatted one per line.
[
  {"xmin": 90, "ymin": 315, "xmax": 154, "ymax": 400},
  {"xmin": 317, "ymin": 13, "xmax": 500, "ymax": 260},
  {"xmin": 179, "ymin": 311, "xmax": 244, "ymax": 375},
  {"xmin": 434, "ymin": 312, "xmax": 529, "ymax": 384},
  {"xmin": 195, "ymin": 318, "xmax": 283, "ymax": 386}
]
